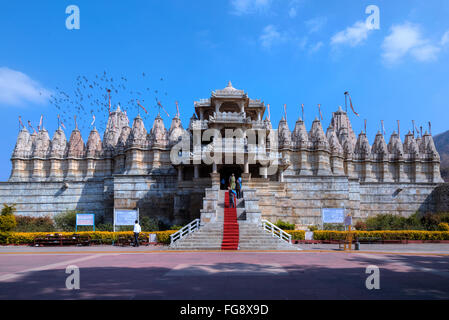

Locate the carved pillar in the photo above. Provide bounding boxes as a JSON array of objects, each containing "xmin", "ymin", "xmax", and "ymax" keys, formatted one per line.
[
  {"xmin": 382, "ymin": 160, "xmax": 394, "ymax": 183},
  {"xmin": 330, "ymin": 155, "xmax": 345, "ymax": 176},
  {"xmin": 299, "ymin": 150, "xmax": 313, "ymax": 176}
]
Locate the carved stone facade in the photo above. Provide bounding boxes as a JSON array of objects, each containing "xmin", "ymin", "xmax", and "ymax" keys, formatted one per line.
[{"xmin": 0, "ymin": 82, "xmax": 445, "ymax": 227}]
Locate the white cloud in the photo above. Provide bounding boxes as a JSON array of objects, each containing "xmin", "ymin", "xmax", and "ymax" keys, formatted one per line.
[
  {"xmin": 331, "ymin": 21, "xmax": 372, "ymax": 47},
  {"xmin": 260, "ymin": 25, "xmax": 287, "ymax": 49},
  {"xmin": 441, "ymin": 30, "xmax": 449, "ymax": 47},
  {"xmin": 382, "ymin": 23, "xmax": 442, "ymax": 64},
  {"xmin": 0, "ymin": 67, "xmax": 51, "ymax": 106},
  {"xmin": 308, "ymin": 41, "xmax": 324, "ymax": 53},
  {"xmin": 305, "ymin": 17, "xmax": 327, "ymax": 33},
  {"xmin": 288, "ymin": 7, "xmax": 297, "ymax": 18},
  {"xmin": 230, "ymin": 0, "xmax": 272, "ymax": 15}
]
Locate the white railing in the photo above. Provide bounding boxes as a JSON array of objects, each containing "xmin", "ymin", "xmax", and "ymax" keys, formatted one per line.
[
  {"xmin": 170, "ymin": 219, "xmax": 201, "ymax": 246},
  {"xmin": 261, "ymin": 219, "xmax": 292, "ymax": 245}
]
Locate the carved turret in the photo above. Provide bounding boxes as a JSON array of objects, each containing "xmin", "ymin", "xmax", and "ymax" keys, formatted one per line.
[
  {"xmin": 130, "ymin": 115, "xmax": 148, "ymax": 148},
  {"xmin": 354, "ymin": 132, "xmax": 371, "ymax": 159},
  {"xmin": 50, "ymin": 129, "xmax": 68, "ymax": 158},
  {"xmin": 86, "ymin": 129, "xmax": 103, "ymax": 158},
  {"xmin": 278, "ymin": 117, "xmax": 291, "ymax": 149},
  {"xmin": 355, "ymin": 132, "xmax": 374, "ymax": 182},
  {"xmin": 309, "ymin": 119, "xmax": 331, "ymax": 175},
  {"xmin": 149, "ymin": 114, "xmax": 168, "ymax": 148},
  {"xmin": 326, "ymin": 126, "xmax": 344, "ymax": 175},
  {"xmin": 388, "ymin": 131, "xmax": 403, "ymax": 159},
  {"xmin": 309, "ymin": 118, "xmax": 329, "ymax": 150},
  {"xmin": 12, "ymin": 128, "xmax": 32, "ymax": 159},
  {"xmin": 326, "ymin": 126, "xmax": 343, "ymax": 155},
  {"xmin": 10, "ymin": 128, "xmax": 32, "ymax": 181},
  {"xmin": 103, "ymin": 105, "xmax": 130, "ymax": 154},
  {"xmin": 403, "ymin": 131, "xmax": 419, "ymax": 157},
  {"xmin": 331, "ymin": 106, "xmax": 357, "ymax": 146},
  {"xmin": 169, "ymin": 115, "xmax": 187, "ymax": 146},
  {"xmin": 33, "ymin": 129, "xmax": 51, "ymax": 158},
  {"xmin": 292, "ymin": 118, "xmax": 310, "ymax": 149}
]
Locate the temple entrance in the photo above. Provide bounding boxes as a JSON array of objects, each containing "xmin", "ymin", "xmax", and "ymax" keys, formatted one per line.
[{"xmin": 219, "ymin": 165, "xmax": 243, "ymax": 190}]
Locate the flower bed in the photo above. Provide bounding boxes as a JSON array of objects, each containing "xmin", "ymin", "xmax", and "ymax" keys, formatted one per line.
[{"xmin": 0, "ymin": 231, "xmax": 177, "ymax": 246}]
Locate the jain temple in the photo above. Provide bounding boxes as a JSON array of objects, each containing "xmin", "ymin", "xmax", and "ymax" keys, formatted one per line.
[{"xmin": 1, "ymin": 82, "xmax": 447, "ymax": 234}]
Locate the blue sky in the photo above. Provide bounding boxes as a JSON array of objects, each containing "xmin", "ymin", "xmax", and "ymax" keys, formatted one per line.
[{"xmin": 1, "ymin": 0, "xmax": 449, "ymax": 181}]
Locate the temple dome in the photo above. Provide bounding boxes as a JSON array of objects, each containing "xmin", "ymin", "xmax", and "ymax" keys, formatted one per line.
[
  {"xmin": 86, "ymin": 129, "xmax": 103, "ymax": 157},
  {"xmin": 50, "ymin": 128, "xmax": 68, "ymax": 158},
  {"xmin": 68, "ymin": 129, "xmax": 85, "ymax": 158},
  {"xmin": 12, "ymin": 128, "xmax": 32, "ymax": 158},
  {"xmin": 33, "ymin": 129, "xmax": 51, "ymax": 158}
]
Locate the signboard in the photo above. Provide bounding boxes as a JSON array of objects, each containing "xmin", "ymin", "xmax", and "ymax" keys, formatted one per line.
[
  {"xmin": 114, "ymin": 209, "xmax": 139, "ymax": 232},
  {"xmin": 322, "ymin": 208, "xmax": 345, "ymax": 224},
  {"xmin": 305, "ymin": 232, "xmax": 314, "ymax": 241},
  {"xmin": 149, "ymin": 234, "xmax": 157, "ymax": 243},
  {"xmin": 76, "ymin": 214, "xmax": 95, "ymax": 232}
]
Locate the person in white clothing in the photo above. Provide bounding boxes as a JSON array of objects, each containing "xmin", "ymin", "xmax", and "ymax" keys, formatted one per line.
[{"xmin": 133, "ymin": 220, "xmax": 141, "ymax": 247}]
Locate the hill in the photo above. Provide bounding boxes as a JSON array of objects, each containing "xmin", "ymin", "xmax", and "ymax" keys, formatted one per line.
[{"xmin": 434, "ymin": 130, "xmax": 449, "ymax": 182}]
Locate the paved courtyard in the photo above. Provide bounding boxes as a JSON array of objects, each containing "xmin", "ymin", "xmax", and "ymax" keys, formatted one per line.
[{"xmin": 1, "ymin": 245, "xmax": 449, "ymax": 300}]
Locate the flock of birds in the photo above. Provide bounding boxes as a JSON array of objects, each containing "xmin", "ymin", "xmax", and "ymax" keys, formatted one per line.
[{"xmin": 46, "ymin": 71, "xmax": 171, "ymax": 136}]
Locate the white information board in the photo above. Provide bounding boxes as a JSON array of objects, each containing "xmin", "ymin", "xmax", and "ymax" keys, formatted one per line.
[
  {"xmin": 114, "ymin": 209, "xmax": 139, "ymax": 232},
  {"xmin": 322, "ymin": 208, "xmax": 345, "ymax": 224}
]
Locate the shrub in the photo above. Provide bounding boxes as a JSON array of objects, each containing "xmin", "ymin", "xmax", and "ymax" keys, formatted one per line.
[
  {"xmin": 438, "ymin": 223, "xmax": 449, "ymax": 231},
  {"xmin": 275, "ymin": 220, "xmax": 295, "ymax": 230},
  {"xmin": 323, "ymin": 223, "xmax": 345, "ymax": 231},
  {"xmin": 54, "ymin": 210, "xmax": 80, "ymax": 232},
  {"xmin": 0, "ymin": 204, "xmax": 17, "ymax": 232},
  {"xmin": 285, "ymin": 230, "xmax": 306, "ymax": 240},
  {"xmin": 365, "ymin": 213, "xmax": 423, "ymax": 231},
  {"xmin": 14, "ymin": 215, "xmax": 55, "ymax": 232},
  {"xmin": 308, "ymin": 225, "xmax": 319, "ymax": 232},
  {"xmin": 354, "ymin": 220, "xmax": 367, "ymax": 231},
  {"xmin": 170, "ymin": 225, "xmax": 184, "ymax": 230}
]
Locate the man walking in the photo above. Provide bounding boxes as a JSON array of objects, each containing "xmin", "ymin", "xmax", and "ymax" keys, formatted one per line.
[
  {"xmin": 229, "ymin": 188, "xmax": 237, "ymax": 208},
  {"xmin": 133, "ymin": 220, "xmax": 141, "ymax": 247}
]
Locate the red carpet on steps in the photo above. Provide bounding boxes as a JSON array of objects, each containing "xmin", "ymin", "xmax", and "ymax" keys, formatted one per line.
[{"xmin": 222, "ymin": 191, "xmax": 239, "ymax": 250}]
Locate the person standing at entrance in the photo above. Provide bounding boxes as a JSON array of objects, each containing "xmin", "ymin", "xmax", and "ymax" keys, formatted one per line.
[
  {"xmin": 229, "ymin": 173, "xmax": 236, "ymax": 191},
  {"xmin": 133, "ymin": 220, "xmax": 141, "ymax": 247},
  {"xmin": 236, "ymin": 177, "xmax": 242, "ymax": 199}
]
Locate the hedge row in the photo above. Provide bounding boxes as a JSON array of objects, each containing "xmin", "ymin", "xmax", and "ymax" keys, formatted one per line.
[
  {"xmin": 0, "ymin": 231, "xmax": 177, "ymax": 245},
  {"xmin": 313, "ymin": 230, "xmax": 449, "ymax": 241},
  {"xmin": 285, "ymin": 230, "xmax": 449, "ymax": 241}
]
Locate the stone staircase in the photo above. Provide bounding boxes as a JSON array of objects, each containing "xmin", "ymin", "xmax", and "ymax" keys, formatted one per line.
[{"xmin": 170, "ymin": 189, "xmax": 299, "ymax": 251}]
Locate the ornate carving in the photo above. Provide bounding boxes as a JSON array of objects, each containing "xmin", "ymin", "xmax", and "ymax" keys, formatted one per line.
[
  {"xmin": 86, "ymin": 129, "xmax": 103, "ymax": 158},
  {"xmin": 130, "ymin": 115, "xmax": 148, "ymax": 148},
  {"xmin": 403, "ymin": 131, "xmax": 419, "ymax": 156},
  {"xmin": 388, "ymin": 131, "xmax": 404, "ymax": 158},
  {"xmin": 292, "ymin": 119, "xmax": 310, "ymax": 149},
  {"xmin": 33, "ymin": 129, "xmax": 51, "ymax": 158},
  {"xmin": 354, "ymin": 132, "xmax": 371, "ymax": 159},
  {"xmin": 149, "ymin": 114, "xmax": 168, "ymax": 147},
  {"xmin": 371, "ymin": 131, "xmax": 388, "ymax": 156},
  {"xmin": 50, "ymin": 128, "xmax": 68, "ymax": 158},
  {"xmin": 68, "ymin": 129, "xmax": 85, "ymax": 158},
  {"xmin": 326, "ymin": 126, "xmax": 343, "ymax": 155},
  {"xmin": 169, "ymin": 115, "xmax": 187, "ymax": 145},
  {"xmin": 309, "ymin": 119, "xmax": 329, "ymax": 150},
  {"xmin": 278, "ymin": 117, "xmax": 292, "ymax": 148},
  {"xmin": 12, "ymin": 128, "xmax": 32, "ymax": 158}
]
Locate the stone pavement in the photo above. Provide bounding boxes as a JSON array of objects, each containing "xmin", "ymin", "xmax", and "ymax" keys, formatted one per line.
[{"xmin": 1, "ymin": 244, "xmax": 449, "ymax": 300}]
